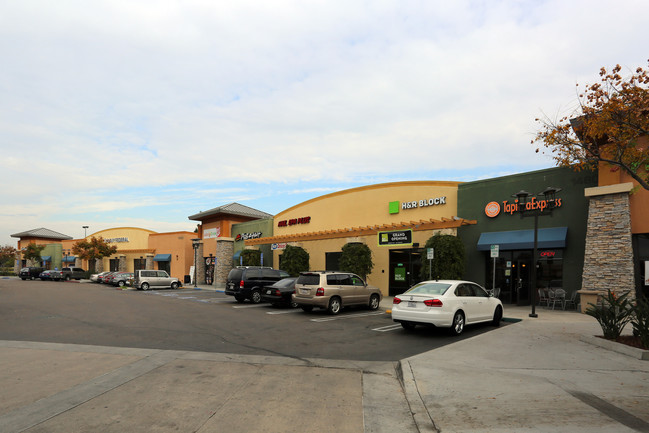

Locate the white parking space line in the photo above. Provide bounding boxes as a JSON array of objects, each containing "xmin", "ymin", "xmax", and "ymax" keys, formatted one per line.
[
  {"xmin": 266, "ymin": 309, "xmax": 303, "ymax": 315},
  {"xmin": 176, "ymin": 296, "xmax": 196, "ymax": 300},
  {"xmin": 372, "ymin": 324, "xmax": 402, "ymax": 332},
  {"xmin": 232, "ymin": 304, "xmax": 268, "ymax": 309},
  {"xmin": 310, "ymin": 311, "xmax": 385, "ymax": 322}
]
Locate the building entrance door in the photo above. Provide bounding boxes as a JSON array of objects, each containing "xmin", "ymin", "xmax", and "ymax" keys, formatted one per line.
[
  {"xmin": 489, "ymin": 250, "xmax": 531, "ymax": 305},
  {"xmin": 389, "ymin": 249, "xmax": 423, "ymax": 296}
]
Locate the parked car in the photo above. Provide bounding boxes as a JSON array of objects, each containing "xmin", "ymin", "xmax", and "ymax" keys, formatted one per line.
[
  {"xmin": 225, "ymin": 266, "xmax": 291, "ymax": 303},
  {"xmin": 98, "ymin": 272, "xmax": 118, "ymax": 284},
  {"xmin": 134, "ymin": 270, "xmax": 180, "ymax": 290},
  {"xmin": 90, "ymin": 271, "xmax": 111, "ymax": 283},
  {"xmin": 19, "ymin": 267, "xmax": 45, "ymax": 280},
  {"xmin": 111, "ymin": 272, "xmax": 134, "ymax": 287},
  {"xmin": 39, "ymin": 270, "xmax": 63, "ymax": 281},
  {"xmin": 261, "ymin": 277, "xmax": 298, "ymax": 307},
  {"xmin": 391, "ymin": 280, "xmax": 504, "ymax": 335},
  {"xmin": 60, "ymin": 267, "xmax": 86, "ymax": 281},
  {"xmin": 292, "ymin": 271, "xmax": 382, "ymax": 315}
]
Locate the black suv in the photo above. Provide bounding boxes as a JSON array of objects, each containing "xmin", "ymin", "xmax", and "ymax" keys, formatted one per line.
[
  {"xmin": 20, "ymin": 267, "xmax": 45, "ymax": 280},
  {"xmin": 225, "ymin": 266, "xmax": 290, "ymax": 303}
]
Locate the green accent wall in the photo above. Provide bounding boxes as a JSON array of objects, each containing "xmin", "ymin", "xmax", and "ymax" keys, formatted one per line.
[
  {"xmin": 41, "ymin": 243, "xmax": 63, "ymax": 270},
  {"xmin": 458, "ymin": 167, "xmax": 597, "ymax": 295},
  {"xmin": 231, "ymin": 218, "xmax": 274, "ymax": 267}
]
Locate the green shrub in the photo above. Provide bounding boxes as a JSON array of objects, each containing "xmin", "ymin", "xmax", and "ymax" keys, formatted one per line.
[
  {"xmin": 240, "ymin": 249, "xmax": 261, "ymax": 266},
  {"xmin": 631, "ymin": 298, "xmax": 649, "ymax": 349},
  {"xmin": 339, "ymin": 243, "xmax": 373, "ymax": 280},
  {"xmin": 585, "ymin": 290, "xmax": 633, "ymax": 340},
  {"xmin": 279, "ymin": 245, "xmax": 309, "ymax": 277}
]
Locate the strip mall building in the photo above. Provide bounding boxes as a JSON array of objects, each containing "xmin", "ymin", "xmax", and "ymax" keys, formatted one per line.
[{"xmin": 12, "ymin": 166, "xmax": 649, "ymax": 305}]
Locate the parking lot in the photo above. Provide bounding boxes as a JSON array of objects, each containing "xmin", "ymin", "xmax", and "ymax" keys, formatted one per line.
[{"xmin": 0, "ymin": 278, "xmax": 507, "ymax": 362}]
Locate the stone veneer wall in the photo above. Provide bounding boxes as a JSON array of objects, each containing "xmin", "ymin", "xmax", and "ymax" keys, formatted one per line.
[
  {"xmin": 581, "ymin": 188, "xmax": 635, "ymax": 297},
  {"xmin": 215, "ymin": 238, "xmax": 234, "ymax": 289}
]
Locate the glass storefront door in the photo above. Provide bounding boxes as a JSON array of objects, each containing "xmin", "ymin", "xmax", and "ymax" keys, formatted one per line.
[{"xmin": 389, "ymin": 249, "xmax": 423, "ymax": 296}]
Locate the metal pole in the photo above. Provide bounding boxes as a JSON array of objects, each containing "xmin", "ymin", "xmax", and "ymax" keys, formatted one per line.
[
  {"xmin": 492, "ymin": 257, "xmax": 496, "ymax": 295},
  {"xmin": 530, "ymin": 212, "xmax": 539, "ymax": 318},
  {"xmin": 193, "ymin": 246, "xmax": 198, "ymax": 288}
]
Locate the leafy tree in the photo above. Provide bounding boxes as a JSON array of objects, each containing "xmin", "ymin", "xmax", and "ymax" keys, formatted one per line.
[
  {"xmin": 72, "ymin": 237, "xmax": 117, "ymax": 273},
  {"xmin": 279, "ymin": 245, "xmax": 310, "ymax": 276},
  {"xmin": 23, "ymin": 243, "xmax": 45, "ymax": 265},
  {"xmin": 0, "ymin": 245, "xmax": 17, "ymax": 267},
  {"xmin": 339, "ymin": 242, "xmax": 374, "ymax": 280},
  {"xmin": 420, "ymin": 233, "xmax": 465, "ymax": 280},
  {"xmin": 240, "ymin": 249, "xmax": 261, "ymax": 266},
  {"xmin": 534, "ymin": 62, "xmax": 649, "ymax": 191}
]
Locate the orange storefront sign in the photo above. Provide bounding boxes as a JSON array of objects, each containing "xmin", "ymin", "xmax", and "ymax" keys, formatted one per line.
[{"xmin": 485, "ymin": 198, "xmax": 562, "ymax": 217}]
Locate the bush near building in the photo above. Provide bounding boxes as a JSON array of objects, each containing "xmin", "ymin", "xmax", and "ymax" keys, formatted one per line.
[
  {"xmin": 339, "ymin": 243, "xmax": 374, "ymax": 280},
  {"xmin": 279, "ymin": 245, "xmax": 309, "ymax": 277},
  {"xmin": 420, "ymin": 233, "xmax": 465, "ymax": 281}
]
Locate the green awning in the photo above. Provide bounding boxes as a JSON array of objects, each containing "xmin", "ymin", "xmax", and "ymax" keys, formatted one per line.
[{"xmin": 153, "ymin": 254, "xmax": 172, "ymax": 262}]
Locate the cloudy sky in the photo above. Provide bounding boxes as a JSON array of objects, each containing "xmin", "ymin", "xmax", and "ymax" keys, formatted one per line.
[{"xmin": 1, "ymin": 0, "xmax": 647, "ymax": 246}]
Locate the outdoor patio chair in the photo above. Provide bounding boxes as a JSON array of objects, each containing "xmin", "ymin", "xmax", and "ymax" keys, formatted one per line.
[
  {"xmin": 550, "ymin": 288, "xmax": 567, "ymax": 310},
  {"xmin": 564, "ymin": 291, "xmax": 578, "ymax": 310},
  {"xmin": 538, "ymin": 288, "xmax": 549, "ymax": 307}
]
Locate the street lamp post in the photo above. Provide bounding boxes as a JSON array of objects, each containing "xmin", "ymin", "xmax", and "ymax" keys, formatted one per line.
[
  {"xmin": 191, "ymin": 238, "xmax": 201, "ymax": 288},
  {"xmin": 512, "ymin": 187, "xmax": 561, "ymax": 318},
  {"xmin": 82, "ymin": 226, "xmax": 89, "ymax": 238}
]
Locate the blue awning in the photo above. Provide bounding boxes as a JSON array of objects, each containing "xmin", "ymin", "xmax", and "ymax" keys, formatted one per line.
[
  {"xmin": 63, "ymin": 256, "xmax": 76, "ymax": 262},
  {"xmin": 477, "ymin": 227, "xmax": 568, "ymax": 251},
  {"xmin": 233, "ymin": 251, "xmax": 241, "ymax": 260},
  {"xmin": 41, "ymin": 256, "xmax": 51, "ymax": 261},
  {"xmin": 153, "ymin": 254, "xmax": 171, "ymax": 262}
]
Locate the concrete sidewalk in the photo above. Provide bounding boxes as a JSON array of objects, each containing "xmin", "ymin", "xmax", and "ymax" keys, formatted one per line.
[
  {"xmin": 400, "ymin": 306, "xmax": 649, "ymax": 432},
  {"xmin": 1, "ymin": 294, "xmax": 649, "ymax": 432}
]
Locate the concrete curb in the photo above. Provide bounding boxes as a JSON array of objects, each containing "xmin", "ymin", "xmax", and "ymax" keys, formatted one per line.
[
  {"xmin": 396, "ymin": 360, "xmax": 439, "ymax": 433},
  {"xmin": 580, "ymin": 335, "xmax": 649, "ymax": 360}
]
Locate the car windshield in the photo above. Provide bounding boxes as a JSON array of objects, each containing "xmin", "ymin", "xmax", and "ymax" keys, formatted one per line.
[
  {"xmin": 406, "ymin": 282, "xmax": 451, "ymax": 295},
  {"xmin": 274, "ymin": 278, "xmax": 296, "ymax": 288}
]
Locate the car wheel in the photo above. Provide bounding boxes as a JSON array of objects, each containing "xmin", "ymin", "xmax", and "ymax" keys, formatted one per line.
[
  {"xmin": 118, "ymin": 281, "xmax": 125, "ymax": 287},
  {"xmin": 290, "ymin": 300, "xmax": 299, "ymax": 308},
  {"xmin": 301, "ymin": 305, "xmax": 314, "ymax": 312},
  {"xmin": 450, "ymin": 311, "xmax": 465, "ymax": 336},
  {"xmin": 327, "ymin": 297, "xmax": 342, "ymax": 315},
  {"xmin": 235, "ymin": 295, "xmax": 246, "ymax": 303},
  {"xmin": 401, "ymin": 322, "xmax": 416, "ymax": 331},
  {"xmin": 368, "ymin": 294, "xmax": 380, "ymax": 310},
  {"xmin": 65, "ymin": 275, "xmax": 71, "ymax": 281},
  {"xmin": 250, "ymin": 290, "xmax": 262, "ymax": 304},
  {"xmin": 141, "ymin": 282, "xmax": 150, "ymax": 291},
  {"xmin": 170, "ymin": 282, "xmax": 179, "ymax": 290},
  {"xmin": 492, "ymin": 305, "xmax": 503, "ymax": 327}
]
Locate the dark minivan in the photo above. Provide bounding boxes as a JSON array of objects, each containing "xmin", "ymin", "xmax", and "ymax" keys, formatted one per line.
[
  {"xmin": 20, "ymin": 267, "xmax": 45, "ymax": 280},
  {"xmin": 225, "ymin": 266, "xmax": 290, "ymax": 303}
]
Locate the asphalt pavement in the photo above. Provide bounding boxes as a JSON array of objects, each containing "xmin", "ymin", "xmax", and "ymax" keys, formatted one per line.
[{"xmin": 1, "ymin": 280, "xmax": 648, "ymax": 432}]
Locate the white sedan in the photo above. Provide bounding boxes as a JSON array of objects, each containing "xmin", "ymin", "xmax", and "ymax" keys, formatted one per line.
[{"xmin": 391, "ymin": 280, "xmax": 503, "ymax": 335}]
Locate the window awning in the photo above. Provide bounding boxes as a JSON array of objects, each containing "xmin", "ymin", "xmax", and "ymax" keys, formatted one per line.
[
  {"xmin": 153, "ymin": 254, "xmax": 171, "ymax": 262},
  {"xmin": 477, "ymin": 227, "xmax": 568, "ymax": 251},
  {"xmin": 233, "ymin": 251, "xmax": 242, "ymax": 260},
  {"xmin": 62, "ymin": 256, "xmax": 76, "ymax": 262},
  {"xmin": 41, "ymin": 256, "xmax": 51, "ymax": 261}
]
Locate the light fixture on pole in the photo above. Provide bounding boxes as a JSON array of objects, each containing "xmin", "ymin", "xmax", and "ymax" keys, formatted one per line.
[
  {"xmin": 82, "ymin": 226, "xmax": 89, "ymax": 238},
  {"xmin": 511, "ymin": 186, "xmax": 561, "ymax": 318},
  {"xmin": 191, "ymin": 238, "xmax": 201, "ymax": 288}
]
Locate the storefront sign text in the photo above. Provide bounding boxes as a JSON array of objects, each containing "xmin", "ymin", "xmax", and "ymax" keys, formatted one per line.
[
  {"xmin": 389, "ymin": 198, "xmax": 446, "ymax": 214},
  {"xmin": 485, "ymin": 197, "xmax": 563, "ymax": 218},
  {"xmin": 105, "ymin": 237, "xmax": 129, "ymax": 243},
  {"xmin": 378, "ymin": 230, "xmax": 413, "ymax": 246},
  {"xmin": 203, "ymin": 228, "xmax": 221, "ymax": 239},
  {"xmin": 271, "ymin": 243, "xmax": 287, "ymax": 250},
  {"xmin": 278, "ymin": 216, "xmax": 311, "ymax": 227},
  {"xmin": 235, "ymin": 232, "xmax": 263, "ymax": 242}
]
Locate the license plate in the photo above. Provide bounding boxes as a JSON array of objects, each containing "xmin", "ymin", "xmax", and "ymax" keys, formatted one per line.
[
  {"xmin": 407, "ymin": 301, "xmax": 417, "ymax": 308},
  {"xmin": 266, "ymin": 290, "xmax": 272, "ymax": 295},
  {"xmin": 300, "ymin": 289, "xmax": 310, "ymax": 295}
]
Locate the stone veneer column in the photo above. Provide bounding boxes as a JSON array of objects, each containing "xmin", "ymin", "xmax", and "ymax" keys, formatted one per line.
[
  {"xmin": 95, "ymin": 258, "xmax": 104, "ymax": 273},
  {"xmin": 145, "ymin": 254, "xmax": 154, "ymax": 270},
  {"xmin": 193, "ymin": 242, "xmax": 206, "ymax": 285},
  {"xmin": 215, "ymin": 238, "xmax": 234, "ymax": 289},
  {"xmin": 580, "ymin": 183, "xmax": 635, "ymax": 309},
  {"xmin": 118, "ymin": 255, "xmax": 126, "ymax": 272}
]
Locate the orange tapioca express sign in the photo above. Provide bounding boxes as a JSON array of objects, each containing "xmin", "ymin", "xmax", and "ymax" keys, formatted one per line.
[{"xmin": 484, "ymin": 197, "xmax": 562, "ymax": 218}]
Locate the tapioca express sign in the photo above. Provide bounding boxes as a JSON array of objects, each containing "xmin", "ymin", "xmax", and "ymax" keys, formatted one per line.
[{"xmin": 485, "ymin": 196, "xmax": 563, "ymax": 218}]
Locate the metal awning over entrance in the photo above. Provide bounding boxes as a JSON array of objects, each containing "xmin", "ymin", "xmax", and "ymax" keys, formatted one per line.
[
  {"xmin": 477, "ymin": 227, "xmax": 568, "ymax": 251},
  {"xmin": 62, "ymin": 256, "xmax": 76, "ymax": 262},
  {"xmin": 153, "ymin": 254, "xmax": 172, "ymax": 262}
]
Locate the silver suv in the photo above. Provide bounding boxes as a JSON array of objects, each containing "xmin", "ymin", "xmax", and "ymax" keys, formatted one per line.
[
  {"xmin": 134, "ymin": 270, "xmax": 180, "ymax": 290},
  {"xmin": 292, "ymin": 271, "xmax": 382, "ymax": 315}
]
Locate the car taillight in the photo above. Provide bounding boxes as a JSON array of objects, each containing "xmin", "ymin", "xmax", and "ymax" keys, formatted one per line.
[
  {"xmin": 239, "ymin": 280, "xmax": 244, "ymax": 289},
  {"xmin": 274, "ymin": 289, "xmax": 281, "ymax": 296},
  {"xmin": 423, "ymin": 299, "xmax": 443, "ymax": 307},
  {"xmin": 316, "ymin": 287, "xmax": 325, "ymax": 296},
  {"xmin": 393, "ymin": 297, "xmax": 402, "ymax": 304}
]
